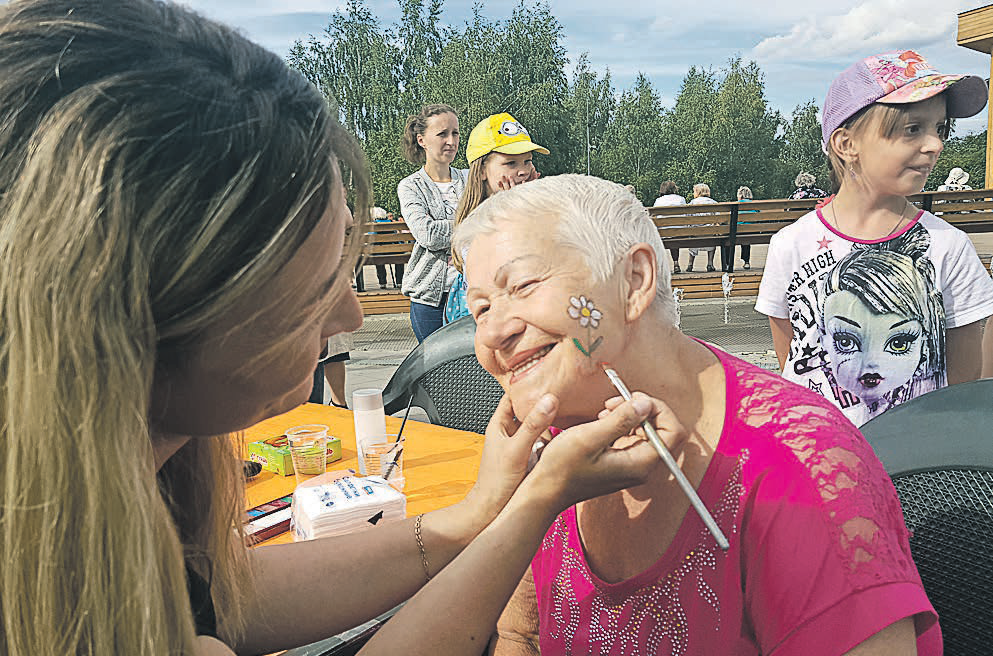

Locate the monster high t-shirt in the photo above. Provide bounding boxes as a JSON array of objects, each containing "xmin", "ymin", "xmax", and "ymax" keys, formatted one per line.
[{"xmin": 756, "ymin": 206, "xmax": 993, "ymax": 427}]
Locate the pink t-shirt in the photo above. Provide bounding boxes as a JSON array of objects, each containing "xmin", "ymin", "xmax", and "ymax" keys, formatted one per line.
[{"xmin": 531, "ymin": 345, "xmax": 940, "ymax": 655}]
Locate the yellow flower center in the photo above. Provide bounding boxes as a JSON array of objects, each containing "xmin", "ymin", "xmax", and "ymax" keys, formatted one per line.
[{"xmin": 581, "ymin": 308, "xmax": 591, "ymax": 317}]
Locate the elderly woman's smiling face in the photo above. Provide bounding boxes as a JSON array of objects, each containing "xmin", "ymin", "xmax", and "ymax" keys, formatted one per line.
[{"xmin": 465, "ymin": 218, "xmax": 624, "ymax": 425}]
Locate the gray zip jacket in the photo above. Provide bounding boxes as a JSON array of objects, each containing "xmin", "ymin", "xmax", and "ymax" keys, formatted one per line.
[{"xmin": 397, "ymin": 166, "xmax": 468, "ymax": 306}]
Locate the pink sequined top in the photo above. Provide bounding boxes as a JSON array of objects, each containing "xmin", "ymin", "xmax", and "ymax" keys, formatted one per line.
[{"xmin": 531, "ymin": 345, "xmax": 940, "ymax": 655}]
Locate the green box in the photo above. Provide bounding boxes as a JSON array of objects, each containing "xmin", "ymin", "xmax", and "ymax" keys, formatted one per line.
[{"xmin": 248, "ymin": 434, "xmax": 342, "ymax": 476}]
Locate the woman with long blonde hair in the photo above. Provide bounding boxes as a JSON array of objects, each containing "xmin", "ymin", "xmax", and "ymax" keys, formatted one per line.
[{"xmin": 0, "ymin": 2, "xmax": 663, "ymax": 653}]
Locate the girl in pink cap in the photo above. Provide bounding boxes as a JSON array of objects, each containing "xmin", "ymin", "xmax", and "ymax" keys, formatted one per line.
[{"xmin": 757, "ymin": 50, "xmax": 993, "ymax": 428}]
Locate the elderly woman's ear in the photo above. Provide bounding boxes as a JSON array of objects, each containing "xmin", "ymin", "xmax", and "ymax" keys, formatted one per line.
[{"xmin": 622, "ymin": 243, "xmax": 658, "ymax": 323}]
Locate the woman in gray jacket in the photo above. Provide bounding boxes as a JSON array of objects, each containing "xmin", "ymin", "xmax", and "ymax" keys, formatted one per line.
[{"xmin": 397, "ymin": 104, "xmax": 466, "ymax": 341}]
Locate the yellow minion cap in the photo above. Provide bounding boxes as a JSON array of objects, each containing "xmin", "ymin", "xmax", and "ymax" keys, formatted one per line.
[{"xmin": 466, "ymin": 112, "xmax": 550, "ymax": 164}]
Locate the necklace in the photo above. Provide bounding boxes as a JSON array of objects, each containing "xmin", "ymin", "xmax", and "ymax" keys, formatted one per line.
[{"xmin": 830, "ymin": 200, "xmax": 910, "ymax": 239}]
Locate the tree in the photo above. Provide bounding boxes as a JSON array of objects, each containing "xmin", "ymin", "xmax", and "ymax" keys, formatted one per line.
[
  {"xmin": 563, "ymin": 53, "xmax": 615, "ymax": 176},
  {"xmin": 708, "ymin": 58, "xmax": 782, "ymax": 200},
  {"xmin": 659, "ymin": 60, "xmax": 783, "ymax": 201},
  {"xmin": 660, "ymin": 66, "xmax": 718, "ymax": 195},
  {"xmin": 780, "ymin": 100, "xmax": 830, "ymax": 196},
  {"xmin": 287, "ymin": 0, "xmax": 398, "ymax": 142},
  {"xmin": 927, "ymin": 130, "xmax": 986, "ymax": 191},
  {"xmin": 599, "ymin": 73, "xmax": 666, "ymax": 201}
]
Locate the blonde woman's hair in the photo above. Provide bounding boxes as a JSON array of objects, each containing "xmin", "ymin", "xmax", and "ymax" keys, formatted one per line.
[
  {"xmin": 454, "ymin": 174, "xmax": 678, "ymax": 325},
  {"xmin": 452, "ymin": 154, "xmax": 493, "ymax": 271},
  {"xmin": 693, "ymin": 183, "xmax": 711, "ymax": 198},
  {"xmin": 737, "ymin": 186, "xmax": 753, "ymax": 200},
  {"xmin": 0, "ymin": 0, "xmax": 369, "ymax": 654}
]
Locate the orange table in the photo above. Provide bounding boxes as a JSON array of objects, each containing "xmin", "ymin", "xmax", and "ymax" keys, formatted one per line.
[{"xmin": 244, "ymin": 403, "xmax": 485, "ymax": 545}]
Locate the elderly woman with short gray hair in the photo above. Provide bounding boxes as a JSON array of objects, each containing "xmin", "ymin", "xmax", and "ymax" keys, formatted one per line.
[
  {"xmin": 454, "ymin": 174, "xmax": 940, "ymax": 655},
  {"xmin": 788, "ymin": 171, "xmax": 829, "ymax": 200}
]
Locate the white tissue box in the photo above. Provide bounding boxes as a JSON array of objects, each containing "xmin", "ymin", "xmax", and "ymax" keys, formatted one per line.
[{"xmin": 292, "ymin": 476, "xmax": 407, "ymax": 541}]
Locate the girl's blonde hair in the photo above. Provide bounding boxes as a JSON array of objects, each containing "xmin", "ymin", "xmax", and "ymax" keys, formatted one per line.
[
  {"xmin": 452, "ymin": 154, "xmax": 493, "ymax": 270},
  {"xmin": 0, "ymin": 0, "xmax": 369, "ymax": 654},
  {"xmin": 693, "ymin": 183, "xmax": 711, "ymax": 198},
  {"xmin": 401, "ymin": 104, "xmax": 458, "ymax": 165},
  {"xmin": 826, "ymin": 103, "xmax": 950, "ymax": 192}
]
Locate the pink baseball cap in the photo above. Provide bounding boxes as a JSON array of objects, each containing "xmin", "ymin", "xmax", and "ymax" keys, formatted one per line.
[{"xmin": 821, "ymin": 50, "xmax": 988, "ymax": 152}]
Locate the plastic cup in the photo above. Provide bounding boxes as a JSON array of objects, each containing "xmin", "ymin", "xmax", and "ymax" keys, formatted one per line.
[
  {"xmin": 286, "ymin": 424, "xmax": 329, "ymax": 486},
  {"xmin": 363, "ymin": 435, "xmax": 404, "ymax": 491}
]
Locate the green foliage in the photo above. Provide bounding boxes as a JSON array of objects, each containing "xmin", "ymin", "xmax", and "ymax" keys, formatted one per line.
[
  {"xmin": 598, "ymin": 73, "xmax": 666, "ymax": 202},
  {"xmin": 926, "ymin": 130, "xmax": 987, "ymax": 191},
  {"xmin": 562, "ymin": 53, "xmax": 614, "ymax": 176},
  {"xmin": 780, "ymin": 100, "xmax": 831, "ymax": 196},
  {"xmin": 288, "ymin": 0, "xmax": 572, "ymax": 212},
  {"xmin": 655, "ymin": 59, "xmax": 783, "ymax": 202},
  {"xmin": 289, "ymin": 1, "xmax": 977, "ymax": 212}
]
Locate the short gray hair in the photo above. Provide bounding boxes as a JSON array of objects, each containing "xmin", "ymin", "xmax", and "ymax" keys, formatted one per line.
[
  {"xmin": 795, "ymin": 171, "xmax": 816, "ymax": 188},
  {"xmin": 453, "ymin": 174, "xmax": 677, "ymax": 325},
  {"xmin": 737, "ymin": 185, "xmax": 753, "ymax": 200}
]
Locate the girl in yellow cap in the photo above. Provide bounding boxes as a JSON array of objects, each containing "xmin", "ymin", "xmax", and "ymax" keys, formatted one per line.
[{"xmin": 445, "ymin": 113, "xmax": 548, "ymax": 323}]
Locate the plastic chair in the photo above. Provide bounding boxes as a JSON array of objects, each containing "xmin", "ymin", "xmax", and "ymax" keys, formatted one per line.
[
  {"xmin": 382, "ymin": 316, "xmax": 503, "ymax": 434},
  {"xmin": 860, "ymin": 379, "xmax": 993, "ymax": 655}
]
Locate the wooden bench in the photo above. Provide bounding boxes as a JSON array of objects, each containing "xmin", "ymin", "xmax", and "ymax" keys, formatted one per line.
[
  {"xmin": 650, "ymin": 189, "xmax": 993, "ymax": 272},
  {"xmin": 356, "ymin": 190, "xmax": 993, "ymax": 314}
]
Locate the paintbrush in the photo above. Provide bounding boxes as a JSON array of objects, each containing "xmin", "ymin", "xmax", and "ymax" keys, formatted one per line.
[
  {"xmin": 601, "ymin": 363, "xmax": 730, "ymax": 551},
  {"xmin": 383, "ymin": 394, "xmax": 414, "ymax": 481}
]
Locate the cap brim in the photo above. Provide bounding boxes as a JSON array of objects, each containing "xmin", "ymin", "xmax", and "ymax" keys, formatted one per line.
[
  {"xmin": 492, "ymin": 141, "xmax": 550, "ymax": 156},
  {"xmin": 878, "ymin": 73, "xmax": 988, "ymax": 118}
]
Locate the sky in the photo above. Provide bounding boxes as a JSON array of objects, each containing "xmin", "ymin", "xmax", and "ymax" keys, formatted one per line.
[
  {"xmin": 175, "ymin": 0, "xmax": 991, "ymax": 135},
  {"xmin": 10, "ymin": 0, "xmax": 993, "ymax": 134}
]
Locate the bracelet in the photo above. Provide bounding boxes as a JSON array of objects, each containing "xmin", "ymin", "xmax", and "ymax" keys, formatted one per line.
[{"xmin": 414, "ymin": 513, "xmax": 431, "ymax": 582}]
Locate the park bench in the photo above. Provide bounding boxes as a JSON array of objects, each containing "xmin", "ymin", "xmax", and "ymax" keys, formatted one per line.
[{"xmin": 357, "ymin": 189, "xmax": 993, "ymax": 315}]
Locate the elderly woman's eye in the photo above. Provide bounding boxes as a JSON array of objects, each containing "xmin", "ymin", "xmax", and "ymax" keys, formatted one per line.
[{"xmin": 512, "ymin": 280, "xmax": 539, "ymax": 294}]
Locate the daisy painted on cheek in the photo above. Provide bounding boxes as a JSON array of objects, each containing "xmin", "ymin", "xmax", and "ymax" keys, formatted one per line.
[
  {"xmin": 568, "ymin": 295, "xmax": 603, "ymax": 357},
  {"xmin": 569, "ymin": 296, "xmax": 601, "ymax": 327}
]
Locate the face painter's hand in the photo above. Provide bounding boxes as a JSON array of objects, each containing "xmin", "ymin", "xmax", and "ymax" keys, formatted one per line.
[
  {"xmin": 462, "ymin": 393, "xmax": 558, "ymax": 527},
  {"xmin": 598, "ymin": 391, "xmax": 689, "ymax": 452},
  {"xmin": 520, "ymin": 395, "xmax": 663, "ymax": 512}
]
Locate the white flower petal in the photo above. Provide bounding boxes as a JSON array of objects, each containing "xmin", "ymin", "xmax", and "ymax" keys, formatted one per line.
[
  {"xmin": 580, "ymin": 316, "xmax": 589, "ymax": 327},
  {"xmin": 570, "ymin": 297, "xmax": 582, "ymax": 308},
  {"xmin": 580, "ymin": 296, "xmax": 588, "ymax": 307},
  {"xmin": 589, "ymin": 319, "xmax": 599, "ymax": 328},
  {"xmin": 568, "ymin": 307, "xmax": 580, "ymax": 319},
  {"xmin": 591, "ymin": 309, "xmax": 602, "ymax": 321}
]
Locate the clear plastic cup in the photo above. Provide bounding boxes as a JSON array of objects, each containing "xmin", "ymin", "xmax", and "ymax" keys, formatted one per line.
[
  {"xmin": 286, "ymin": 424, "xmax": 329, "ymax": 486},
  {"xmin": 363, "ymin": 435, "xmax": 404, "ymax": 491}
]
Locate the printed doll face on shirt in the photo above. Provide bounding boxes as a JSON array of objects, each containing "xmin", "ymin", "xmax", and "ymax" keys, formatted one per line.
[{"xmin": 822, "ymin": 290, "xmax": 924, "ymax": 404}]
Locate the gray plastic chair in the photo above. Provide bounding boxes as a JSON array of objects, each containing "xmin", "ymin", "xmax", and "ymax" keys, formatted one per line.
[
  {"xmin": 860, "ymin": 379, "xmax": 993, "ymax": 656},
  {"xmin": 382, "ymin": 316, "xmax": 503, "ymax": 434}
]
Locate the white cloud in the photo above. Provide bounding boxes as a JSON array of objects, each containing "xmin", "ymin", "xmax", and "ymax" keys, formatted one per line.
[{"xmin": 752, "ymin": 0, "xmax": 961, "ymax": 62}]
